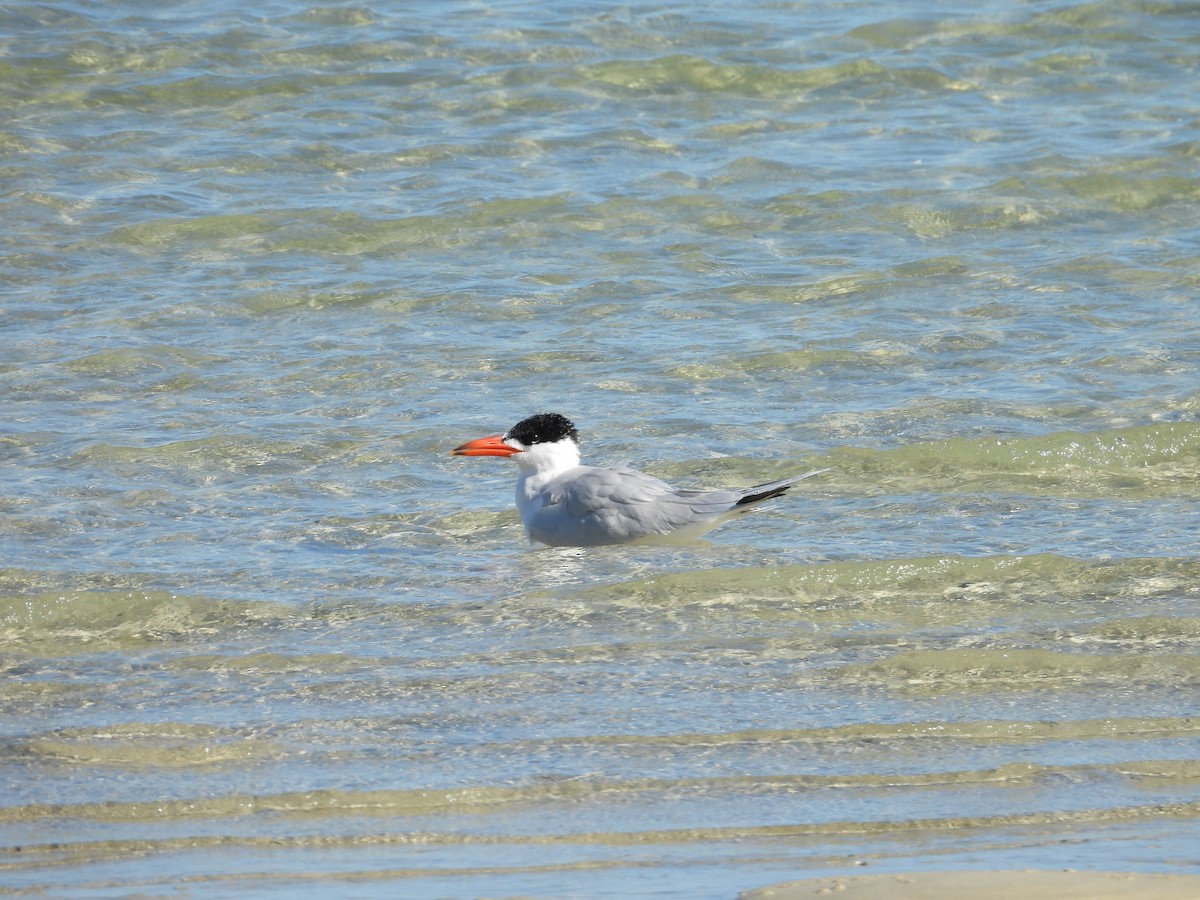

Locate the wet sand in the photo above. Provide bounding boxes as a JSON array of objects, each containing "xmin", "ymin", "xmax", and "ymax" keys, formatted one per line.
[{"xmin": 742, "ymin": 870, "xmax": 1200, "ymax": 899}]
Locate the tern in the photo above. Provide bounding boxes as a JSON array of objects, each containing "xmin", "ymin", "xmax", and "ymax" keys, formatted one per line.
[{"xmin": 452, "ymin": 412, "xmax": 828, "ymax": 547}]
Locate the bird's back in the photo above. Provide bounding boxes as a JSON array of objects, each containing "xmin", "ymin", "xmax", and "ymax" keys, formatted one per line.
[{"xmin": 519, "ymin": 464, "xmax": 744, "ymax": 546}]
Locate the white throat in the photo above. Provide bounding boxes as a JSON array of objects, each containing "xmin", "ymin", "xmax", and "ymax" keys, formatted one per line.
[
  {"xmin": 514, "ymin": 435, "xmax": 580, "ymax": 477},
  {"xmin": 512, "ymin": 436, "xmax": 581, "ymax": 501}
]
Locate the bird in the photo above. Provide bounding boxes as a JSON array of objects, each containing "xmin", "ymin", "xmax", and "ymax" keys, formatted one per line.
[{"xmin": 451, "ymin": 412, "xmax": 828, "ymax": 547}]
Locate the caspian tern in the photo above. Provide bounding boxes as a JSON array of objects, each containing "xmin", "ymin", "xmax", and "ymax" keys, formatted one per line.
[{"xmin": 452, "ymin": 412, "xmax": 828, "ymax": 547}]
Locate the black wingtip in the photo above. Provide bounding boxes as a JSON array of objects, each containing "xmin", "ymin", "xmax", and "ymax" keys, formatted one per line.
[
  {"xmin": 734, "ymin": 469, "xmax": 831, "ymax": 508},
  {"xmin": 735, "ymin": 483, "xmax": 792, "ymax": 507}
]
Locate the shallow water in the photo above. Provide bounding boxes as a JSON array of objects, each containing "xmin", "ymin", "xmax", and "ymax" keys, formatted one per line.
[{"xmin": 3, "ymin": 0, "xmax": 1200, "ymax": 897}]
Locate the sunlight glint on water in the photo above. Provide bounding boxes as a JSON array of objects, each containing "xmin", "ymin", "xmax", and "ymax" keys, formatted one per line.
[{"xmin": 2, "ymin": 1, "xmax": 1199, "ymax": 897}]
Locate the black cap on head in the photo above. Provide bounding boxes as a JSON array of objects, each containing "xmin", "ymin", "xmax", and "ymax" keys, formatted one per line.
[{"xmin": 505, "ymin": 413, "xmax": 578, "ymax": 447}]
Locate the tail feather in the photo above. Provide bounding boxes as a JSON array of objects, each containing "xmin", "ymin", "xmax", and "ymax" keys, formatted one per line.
[{"xmin": 734, "ymin": 468, "xmax": 831, "ymax": 508}]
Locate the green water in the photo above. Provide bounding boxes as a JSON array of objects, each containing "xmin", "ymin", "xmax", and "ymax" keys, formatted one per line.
[{"xmin": 2, "ymin": 0, "xmax": 1199, "ymax": 897}]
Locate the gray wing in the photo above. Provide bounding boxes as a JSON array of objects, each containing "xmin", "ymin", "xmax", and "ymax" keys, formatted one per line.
[{"xmin": 530, "ymin": 465, "xmax": 741, "ymax": 546}]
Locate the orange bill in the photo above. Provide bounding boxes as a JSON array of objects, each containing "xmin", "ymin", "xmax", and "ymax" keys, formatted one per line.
[{"xmin": 452, "ymin": 435, "xmax": 521, "ymax": 457}]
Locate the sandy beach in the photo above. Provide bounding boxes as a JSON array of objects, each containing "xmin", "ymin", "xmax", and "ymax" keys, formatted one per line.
[{"xmin": 742, "ymin": 870, "xmax": 1200, "ymax": 899}]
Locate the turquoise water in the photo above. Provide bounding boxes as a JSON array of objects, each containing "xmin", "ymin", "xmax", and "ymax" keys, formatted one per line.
[{"xmin": 3, "ymin": 1, "xmax": 1200, "ymax": 897}]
